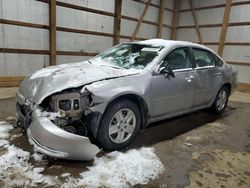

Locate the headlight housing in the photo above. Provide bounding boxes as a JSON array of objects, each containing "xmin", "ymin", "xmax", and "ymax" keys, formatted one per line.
[{"xmin": 51, "ymin": 93, "xmax": 81, "ymax": 116}]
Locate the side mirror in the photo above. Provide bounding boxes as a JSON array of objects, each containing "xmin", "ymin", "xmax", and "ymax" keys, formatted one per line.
[{"xmin": 159, "ymin": 66, "xmax": 175, "ymax": 78}]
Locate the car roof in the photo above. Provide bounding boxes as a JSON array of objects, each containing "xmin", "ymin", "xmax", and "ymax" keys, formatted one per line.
[{"xmin": 135, "ymin": 39, "xmax": 210, "ymax": 51}]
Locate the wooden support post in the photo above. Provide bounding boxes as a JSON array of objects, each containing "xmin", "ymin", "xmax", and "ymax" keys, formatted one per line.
[
  {"xmin": 113, "ymin": 0, "xmax": 122, "ymax": 45},
  {"xmin": 171, "ymin": 0, "xmax": 180, "ymax": 40},
  {"xmin": 49, "ymin": 0, "xmax": 57, "ymax": 66},
  {"xmin": 131, "ymin": 0, "xmax": 152, "ymax": 41},
  {"xmin": 157, "ymin": 0, "xmax": 165, "ymax": 38},
  {"xmin": 218, "ymin": 0, "xmax": 232, "ymax": 56},
  {"xmin": 189, "ymin": 0, "xmax": 203, "ymax": 44}
]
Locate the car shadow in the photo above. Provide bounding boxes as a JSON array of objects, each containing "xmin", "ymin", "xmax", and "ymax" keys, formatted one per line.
[{"xmin": 127, "ymin": 104, "xmax": 236, "ymax": 150}]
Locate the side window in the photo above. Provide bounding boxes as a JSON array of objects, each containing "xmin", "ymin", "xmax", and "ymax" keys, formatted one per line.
[
  {"xmin": 212, "ymin": 53, "xmax": 224, "ymax": 67},
  {"xmin": 162, "ymin": 48, "xmax": 192, "ymax": 70},
  {"xmin": 193, "ymin": 48, "xmax": 215, "ymax": 68}
]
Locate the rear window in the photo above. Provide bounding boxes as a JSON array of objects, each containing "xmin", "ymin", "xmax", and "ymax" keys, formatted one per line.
[{"xmin": 193, "ymin": 48, "xmax": 215, "ymax": 67}]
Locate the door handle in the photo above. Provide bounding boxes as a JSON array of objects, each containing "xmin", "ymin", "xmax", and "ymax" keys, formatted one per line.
[{"xmin": 185, "ymin": 75, "xmax": 194, "ymax": 82}]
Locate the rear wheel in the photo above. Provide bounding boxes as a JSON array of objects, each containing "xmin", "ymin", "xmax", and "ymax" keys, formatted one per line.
[
  {"xmin": 97, "ymin": 100, "xmax": 141, "ymax": 150},
  {"xmin": 211, "ymin": 86, "xmax": 229, "ymax": 114}
]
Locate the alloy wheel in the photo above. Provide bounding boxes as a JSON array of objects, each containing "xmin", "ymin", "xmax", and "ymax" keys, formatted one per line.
[{"xmin": 108, "ymin": 108, "xmax": 136, "ymax": 144}]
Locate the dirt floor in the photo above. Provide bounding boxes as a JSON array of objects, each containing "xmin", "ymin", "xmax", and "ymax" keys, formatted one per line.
[{"xmin": 0, "ymin": 88, "xmax": 249, "ymax": 187}]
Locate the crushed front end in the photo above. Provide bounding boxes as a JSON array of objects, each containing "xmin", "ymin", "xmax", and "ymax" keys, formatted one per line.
[{"xmin": 16, "ymin": 88, "xmax": 100, "ymax": 161}]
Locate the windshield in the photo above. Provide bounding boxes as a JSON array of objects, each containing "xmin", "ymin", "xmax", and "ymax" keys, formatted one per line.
[{"xmin": 93, "ymin": 43, "xmax": 163, "ymax": 70}]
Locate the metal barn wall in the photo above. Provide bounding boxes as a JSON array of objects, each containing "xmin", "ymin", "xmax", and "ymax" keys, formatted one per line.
[
  {"xmin": 0, "ymin": 0, "xmax": 49, "ymax": 76},
  {"xmin": 225, "ymin": 1, "xmax": 250, "ymax": 84},
  {"xmin": 56, "ymin": 0, "xmax": 115, "ymax": 64},
  {"xmin": 0, "ymin": 0, "xmax": 174, "ymax": 82},
  {"xmin": 177, "ymin": 0, "xmax": 250, "ymax": 84}
]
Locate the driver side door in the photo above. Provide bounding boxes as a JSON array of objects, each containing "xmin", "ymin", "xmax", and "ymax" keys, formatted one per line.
[{"xmin": 151, "ymin": 47, "xmax": 196, "ymax": 120}]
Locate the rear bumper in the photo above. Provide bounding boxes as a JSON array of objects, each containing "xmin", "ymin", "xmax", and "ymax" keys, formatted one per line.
[{"xmin": 26, "ymin": 109, "xmax": 100, "ymax": 160}]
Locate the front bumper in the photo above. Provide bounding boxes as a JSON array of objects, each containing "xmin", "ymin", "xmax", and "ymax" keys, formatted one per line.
[
  {"xmin": 16, "ymin": 91, "xmax": 100, "ymax": 160},
  {"xmin": 26, "ymin": 109, "xmax": 100, "ymax": 160}
]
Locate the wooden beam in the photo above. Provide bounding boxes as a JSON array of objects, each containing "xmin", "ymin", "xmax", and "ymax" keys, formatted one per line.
[
  {"xmin": 0, "ymin": 19, "xmax": 49, "ymax": 29},
  {"xmin": 225, "ymin": 42, "xmax": 250, "ymax": 46},
  {"xmin": 228, "ymin": 22, "xmax": 250, "ymax": 26},
  {"xmin": 0, "ymin": 48, "xmax": 98, "ymax": 56},
  {"xmin": 163, "ymin": 24, "xmax": 172, "ymax": 29},
  {"xmin": 171, "ymin": 0, "xmax": 181, "ymax": 40},
  {"xmin": 237, "ymin": 82, "xmax": 250, "ymax": 92},
  {"xmin": 157, "ymin": 0, "xmax": 165, "ymax": 38},
  {"xmin": 57, "ymin": 27, "xmax": 114, "ymax": 37},
  {"xmin": 49, "ymin": 0, "xmax": 57, "ymax": 66},
  {"xmin": 227, "ymin": 61, "xmax": 250, "ymax": 66},
  {"xmin": 189, "ymin": 0, "xmax": 203, "ymax": 44},
  {"xmin": 113, "ymin": 0, "xmax": 122, "ymax": 45},
  {"xmin": 177, "ymin": 21, "xmax": 250, "ymax": 29},
  {"xmin": 217, "ymin": 0, "xmax": 232, "ymax": 56},
  {"xmin": 179, "ymin": 0, "xmax": 250, "ymax": 12},
  {"xmin": 0, "ymin": 48, "xmax": 49, "ymax": 54},
  {"xmin": 178, "ymin": 23, "xmax": 222, "ymax": 29},
  {"xmin": 164, "ymin": 7, "xmax": 174, "ymax": 13},
  {"xmin": 131, "ymin": 0, "xmax": 152, "ymax": 41},
  {"xmin": 203, "ymin": 42, "xmax": 219, "ymax": 45},
  {"xmin": 121, "ymin": 15, "xmax": 158, "ymax": 26},
  {"xmin": 57, "ymin": 51, "xmax": 98, "ymax": 56},
  {"xmin": 232, "ymin": 0, "xmax": 250, "ymax": 6},
  {"xmin": 121, "ymin": 35, "xmax": 148, "ymax": 41},
  {"xmin": 180, "ymin": 3, "xmax": 225, "ymax": 12},
  {"xmin": 56, "ymin": 1, "xmax": 114, "ymax": 17},
  {"xmin": 132, "ymin": 0, "xmax": 174, "ymax": 12},
  {"xmin": 132, "ymin": 0, "xmax": 158, "ymax": 8},
  {"xmin": 0, "ymin": 77, "xmax": 25, "ymax": 87}
]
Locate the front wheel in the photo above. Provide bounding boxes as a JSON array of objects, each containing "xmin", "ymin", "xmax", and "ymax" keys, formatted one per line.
[
  {"xmin": 97, "ymin": 100, "xmax": 141, "ymax": 150},
  {"xmin": 211, "ymin": 86, "xmax": 229, "ymax": 114}
]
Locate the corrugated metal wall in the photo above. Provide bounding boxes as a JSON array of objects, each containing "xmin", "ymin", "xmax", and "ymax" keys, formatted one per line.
[
  {"xmin": 0, "ymin": 0, "xmax": 174, "ymax": 77},
  {"xmin": 0, "ymin": 0, "xmax": 49, "ymax": 76},
  {"xmin": 177, "ymin": 0, "xmax": 250, "ymax": 83},
  {"xmin": 0, "ymin": 0, "xmax": 249, "ymax": 84}
]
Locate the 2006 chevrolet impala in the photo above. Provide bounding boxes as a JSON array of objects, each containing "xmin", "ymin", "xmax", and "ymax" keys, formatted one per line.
[{"xmin": 16, "ymin": 39, "xmax": 237, "ymax": 160}]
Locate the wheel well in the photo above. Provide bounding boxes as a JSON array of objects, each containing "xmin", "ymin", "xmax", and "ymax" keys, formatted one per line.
[
  {"xmin": 222, "ymin": 83, "xmax": 231, "ymax": 95},
  {"xmin": 106, "ymin": 94, "xmax": 149, "ymax": 130}
]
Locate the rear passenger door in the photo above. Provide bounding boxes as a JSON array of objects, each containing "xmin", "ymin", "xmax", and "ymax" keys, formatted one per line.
[{"xmin": 191, "ymin": 48, "xmax": 221, "ymax": 108}]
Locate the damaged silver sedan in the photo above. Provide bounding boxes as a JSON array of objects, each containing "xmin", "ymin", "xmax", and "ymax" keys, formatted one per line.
[{"xmin": 16, "ymin": 39, "xmax": 237, "ymax": 160}]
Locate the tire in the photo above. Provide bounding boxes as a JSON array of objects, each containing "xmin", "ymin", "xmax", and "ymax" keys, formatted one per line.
[
  {"xmin": 211, "ymin": 86, "xmax": 229, "ymax": 114},
  {"xmin": 97, "ymin": 99, "xmax": 141, "ymax": 150}
]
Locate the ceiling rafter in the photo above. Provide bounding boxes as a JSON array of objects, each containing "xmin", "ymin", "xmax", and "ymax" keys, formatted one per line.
[
  {"xmin": 131, "ymin": 0, "xmax": 152, "ymax": 41},
  {"xmin": 157, "ymin": 0, "xmax": 166, "ymax": 38},
  {"xmin": 189, "ymin": 0, "xmax": 203, "ymax": 44},
  {"xmin": 171, "ymin": 0, "xmax": 181, "ymax": 40},
  {"xmin": 218, "ymin": 0, "xmax": 233, "ymax": 56}
]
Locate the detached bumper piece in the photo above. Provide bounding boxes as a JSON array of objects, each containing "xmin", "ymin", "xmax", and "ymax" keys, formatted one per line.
[{"xmin": 27, "ymin": 109, "xmax": 100, "ymax": 160}]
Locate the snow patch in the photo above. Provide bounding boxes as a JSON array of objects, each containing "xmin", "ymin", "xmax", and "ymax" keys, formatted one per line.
[
  {"xmin": 0, "ymin": 121, "xmax": 58, "ymax": 187},
  {"xmin": 33, "ymin": 152, "xmax": 44, "ymax": 162},
  {"xmin": 61, "ymin": 173, "xmax": 71, "ymax": 177},
  {"xmin": 62, "ymin": 147, "xmax": 164, "ymax": 188},
  {"xmin": 0, "ymin": 144, "xmax": 57, "ymax": 187},
  {"xmin": 0, "ymin": 139, "xmax": 9, "ymax": 147},
  {"xmin": 0, "ymin": 121, "xmax": 13, "ymax": 139},
  {"xmin": 1, "ymin": 121, "xmax": 164, "ymax": 187}
]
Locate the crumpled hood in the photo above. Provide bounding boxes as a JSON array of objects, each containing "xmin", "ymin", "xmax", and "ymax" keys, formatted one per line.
[{"xmin": 19, "ymin": 61, "xmax": 140, "ymax": 104}]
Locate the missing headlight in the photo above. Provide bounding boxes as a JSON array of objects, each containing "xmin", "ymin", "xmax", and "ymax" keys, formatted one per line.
[
  {"xmin": 51, "ymin": 92, "xmax": 82, "ymax": 117},
  {"xmin": 59, "ymin": 100, "xmax": 72, "ymax": 111}
]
